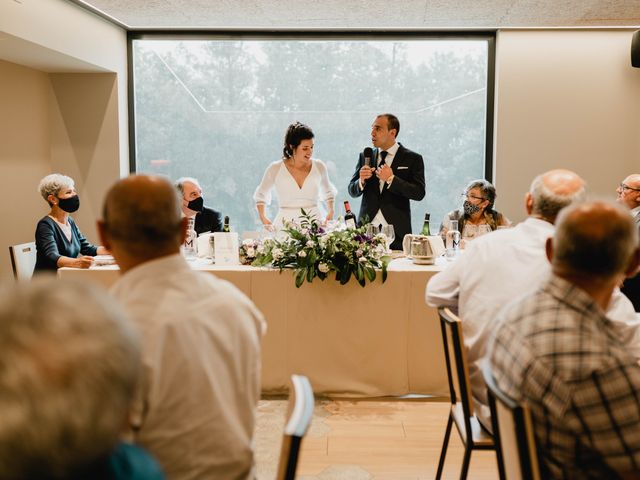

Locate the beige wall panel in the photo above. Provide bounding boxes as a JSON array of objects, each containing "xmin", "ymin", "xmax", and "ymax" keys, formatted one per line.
[
  {"xmin": 494, "ymin": 30, "xmax": 640, "ymax": 223},
  {"xmin": 0, "ymin": 60, "xmax": 51, "ymax": 281},
  {"xmin": 49, "ymin": 73, "xmax": 121, "ymax": 243}
]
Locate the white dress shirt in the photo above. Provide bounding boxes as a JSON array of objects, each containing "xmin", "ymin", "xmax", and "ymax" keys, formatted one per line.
[
  {"xmin": 426, "ymin": 217, "xmax": 640, "ymax": 426},
  {"xmin": 370, "ymin": 142, "xmax": 399, "ymax": 227},
  {"xmin": 253, "ymin": 158, "xmax": 337, "ymax": 226},
  {"xmin": 111, "ymin": 254, "xmax": 266, "ymax": 480}
]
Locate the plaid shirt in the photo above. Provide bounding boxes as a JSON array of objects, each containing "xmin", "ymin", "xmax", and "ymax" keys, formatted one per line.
[{"xmin": 489, "ymin": 274, "xmax": 640, "ymax": 479}]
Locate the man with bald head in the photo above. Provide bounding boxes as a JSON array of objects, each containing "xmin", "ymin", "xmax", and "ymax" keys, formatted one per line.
[
  {"xmin": 617, "ymin": 174, "xmax": 640, "ymax": 311},
  {"xmin": 98, "ymin": 174, "xmax": 265, "ymax": 480},
  {"xmin": 488, "ymin": 200, "xmax": 640, "ymax": 479},
  {"xmin": 427, "ymin": 169, "xmax": 639, "ymax": 428}
]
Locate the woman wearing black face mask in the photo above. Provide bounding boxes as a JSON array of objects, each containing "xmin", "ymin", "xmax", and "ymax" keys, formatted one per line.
[
  {"xmin": 34, "ymin": 173, "xmax": 109, "ymax": 272},
  {"xmin": 439, "ymin": 179, "xmax": 510, "ymax": 245}
]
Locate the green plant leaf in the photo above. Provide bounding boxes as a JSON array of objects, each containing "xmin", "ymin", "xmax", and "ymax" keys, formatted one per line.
[
  {"xmin": 366, "ymin": 266, "xmax": 376, "ymax": 282},
  {"xmin": 295, "ymin": 268, "xmax": 306, "ymax": 288}
]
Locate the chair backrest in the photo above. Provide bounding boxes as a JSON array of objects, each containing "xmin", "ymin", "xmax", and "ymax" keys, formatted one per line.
[
  {"xmin": 276, "ymin": 375, "xmax": 314, "ymax": 480},
  {"xmin": 9, "ymin": 242, "xmax": 36, "ymax": 281},
  {"xmin": 483, "ymin": 363, "xmax": 541, "ymax": 480},
  {"xmin": 438, "ymin": 307, "xmax": 475, "ymax": 425}
]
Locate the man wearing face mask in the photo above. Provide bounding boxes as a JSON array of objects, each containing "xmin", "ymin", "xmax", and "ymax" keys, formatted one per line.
[
  {"xmin": 34, "ymin": 173, "xmax": 108, "ymax": 272},
  {"xmin": 175, "ymin": 177, "xmax": 223, "ymax": 236}
]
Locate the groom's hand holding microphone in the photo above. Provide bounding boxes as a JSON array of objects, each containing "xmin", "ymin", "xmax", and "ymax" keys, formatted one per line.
[{"xmin": 358, "ymin": 147, "xmax": 374, "ymax": 189}]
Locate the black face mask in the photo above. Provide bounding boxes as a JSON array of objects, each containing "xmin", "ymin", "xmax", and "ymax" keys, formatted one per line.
[
  {"xmin": 187, "ymin": 196, "xmax": 204, "ymax": 212},
  {"xmin": 463, "ymin": 200, "xmax": 481, "ymax": 216},
  {"xmin": 57, "ymin": 195, "xmax": 80, "ymax": 213}
]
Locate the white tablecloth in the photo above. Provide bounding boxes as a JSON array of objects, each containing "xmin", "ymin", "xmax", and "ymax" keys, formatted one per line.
[{"xmin": 59, "ymin": 257, "xmax": 448, "ymax": 397}]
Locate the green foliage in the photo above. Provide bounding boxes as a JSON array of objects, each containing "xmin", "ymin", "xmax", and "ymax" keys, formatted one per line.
[{"xmin": 250, "ymin": 210, "xmax": 390, "ymax": 288}]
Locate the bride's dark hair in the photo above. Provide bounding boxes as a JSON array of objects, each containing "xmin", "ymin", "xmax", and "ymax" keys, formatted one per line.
[{"xmin": 282, "ymin": 122, "xmax": 314, "ymax": 159}]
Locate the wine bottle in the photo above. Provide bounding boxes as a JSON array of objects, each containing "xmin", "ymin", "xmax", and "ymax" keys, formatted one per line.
[
  {"xmin": 420, "ymin": 213, "xmax": 431, "ymax": 236},
  {"xmin": 222, "ymin": 215, "xmax": 230, "ymax": 232},
  {"xmin": 344, "ymin": 201, "xmax": 357, "ymax": 229},
  {"xmin": 183, "ymin": 217, "xmax": 198, "ymax": 258}
]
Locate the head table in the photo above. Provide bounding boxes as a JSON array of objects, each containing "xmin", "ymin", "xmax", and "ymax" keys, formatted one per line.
[{"xmin": 59, "ymin": 257, "xmax": 448, "ymax": 397}]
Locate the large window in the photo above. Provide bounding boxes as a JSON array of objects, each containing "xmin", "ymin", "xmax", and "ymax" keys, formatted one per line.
[{"xmin": 130, "ymin": 34, "xmax": 493, "ymax": 234}]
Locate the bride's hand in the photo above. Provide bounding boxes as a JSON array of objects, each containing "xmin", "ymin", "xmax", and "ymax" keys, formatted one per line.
[
  {"xmin": 261, "ymin": 218, "xmax": 274, "ymax": 232},
  {"xmin": 325, "ymin": 210, "xmax": 334, "ymax": 224}
]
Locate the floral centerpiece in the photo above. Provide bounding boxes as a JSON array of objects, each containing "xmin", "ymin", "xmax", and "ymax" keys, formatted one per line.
[{"xmin": 244, "ymin": 211, "xmax": 390, "ymax": 288}]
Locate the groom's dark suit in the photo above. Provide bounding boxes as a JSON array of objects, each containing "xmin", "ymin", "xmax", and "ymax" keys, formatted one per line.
[{"xmin": 347, "ymin": 143, "xmax": 425, "ymax": 250}]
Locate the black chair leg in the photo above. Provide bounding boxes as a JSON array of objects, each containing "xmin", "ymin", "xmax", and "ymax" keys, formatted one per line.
[
  {"xmin": 459, "ymin": 445, "xmax": 472, "ymax": 480},
  {"xmin": 435, "ymin": 413, "xmax": 453, "ymax": 480}
]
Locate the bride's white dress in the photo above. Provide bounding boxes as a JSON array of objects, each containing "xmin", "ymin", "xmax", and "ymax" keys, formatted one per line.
[{"xmin": 254, "ymin": 159, "xmax": 337, "ymax": 227}]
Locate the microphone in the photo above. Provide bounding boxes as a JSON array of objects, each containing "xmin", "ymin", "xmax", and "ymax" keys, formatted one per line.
[{"xmin": 363, "ymin": 147, "xmax": 373, "ymax": 168}]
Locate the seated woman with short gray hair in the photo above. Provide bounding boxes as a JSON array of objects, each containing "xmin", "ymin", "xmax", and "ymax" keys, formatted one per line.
[{"xmin": 34, "ymin": 173, "xmax": 108, "ymax": 272}]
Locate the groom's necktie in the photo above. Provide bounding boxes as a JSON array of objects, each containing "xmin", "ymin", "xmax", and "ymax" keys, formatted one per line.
[
  {"xmin": 378, "ymin": 151, "xmax": 389, "ymax": 192},
  {"xmin": 378, "ymin": 150, "xmax": 388, "ymax": 167}
]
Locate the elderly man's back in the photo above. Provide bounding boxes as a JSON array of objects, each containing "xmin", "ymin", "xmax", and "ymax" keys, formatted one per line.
[{"xmin": 111, "ymin": 254, "xmax": 265, "ymax": 480}]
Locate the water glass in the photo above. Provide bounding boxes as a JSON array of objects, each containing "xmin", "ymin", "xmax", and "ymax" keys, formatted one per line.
[
  {"xmin": 365, "ymin": 223, "xmax": 379, "ymax": 239},
  {"xmin": 381, "ymin": 225, "xmax": 395, "ymax": 250}
]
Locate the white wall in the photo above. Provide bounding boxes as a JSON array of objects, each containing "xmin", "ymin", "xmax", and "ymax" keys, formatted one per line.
[{"xmin": 494, "ymin": 29, "xmax": 640, "ymax": 222}]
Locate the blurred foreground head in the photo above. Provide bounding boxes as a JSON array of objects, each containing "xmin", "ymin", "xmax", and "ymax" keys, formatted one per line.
[
  {"xmin": 100, "ymin": 175, "xmax": 186, "ymax": 268},
  {"xmin": 0, "ymin": 278, "xmax": 140, "ymax": 478},
  {"xmin": 552, "ymin": 200, "xmax": 639, "ymax": 279}
]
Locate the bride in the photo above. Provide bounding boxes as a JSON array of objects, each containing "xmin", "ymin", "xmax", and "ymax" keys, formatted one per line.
[{"xmin": 254, "ymin": 122, "xmax": 337, "ymax": 229}]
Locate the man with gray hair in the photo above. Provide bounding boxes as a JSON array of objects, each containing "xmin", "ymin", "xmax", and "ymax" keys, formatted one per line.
[
  {"xmin": 426, "ymin": 169, "xmax": 639, "ymax": 428},
  {"xmin": 0, "ymin": 278, "xmax": 163, "ymax": 479},
  {"xmin": 175, "ymin": 176, "xmax": 223, "ymax": 235},
  {"xmin": 617, "ymin": 173, "xmax": 640, "ymax": 311},
  {"xmin": 488, "ymin": 200, "xmax": 640, "ymax": 478},
  {"xmin": 98, "ymin": 175, "xmax": 265, "ymax": 480}
]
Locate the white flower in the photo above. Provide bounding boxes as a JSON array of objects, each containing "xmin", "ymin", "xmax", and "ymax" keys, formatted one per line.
[
  {"xmin": 375, "ymin": 245, "xmax": 386, "ymax": 255},
  {"xmin": 242, "ymin": 239, "xmax": 254, "ymax": 246},
  {"xmin": 318, "ymin": 262, "xmax": 329, "ymax": 273},
  {"xmin": 257, "ymin": 245, "xmax": 265, "ymax": 254},
  {"xmin": 301, "ymin": 227, "xmax": 310, "ymax": 236},
  {"xmin": 356, "ymin": 249, "xmax": 363, "ymax": 257},
  {"xmin": 306, "ymin": 240, "xmax": 315, "ymax": 248},
  {"xmin": 272, "ymin": 248, "xmax": 284, "ymax": 261},
  {"xmin": 246, "ymin": 247, "xmax": 255, "ymax": 257},
  {"xmin": 318, "ymin": 235, "xmax": 328, "ymax": 246},
  {"xmin": 358, "ymin": 256, "xmax": 368, "ymax": 263},
  {"xmin": 298, "ymin": 251, "xmax": 307, "ymax": 258}
]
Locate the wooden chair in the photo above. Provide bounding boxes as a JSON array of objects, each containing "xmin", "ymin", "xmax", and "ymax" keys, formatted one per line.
[
  {"xmin": 436, "ymin": 307, "xmax": 494, "ymax": 480},
  {"xmin": 9, "ymin": 242, "xmax": 36, "ymax": 281},
  {"xmin": 482, "ymin": 363, "xmax": 541, "ymax": 480},
  {"xmin": 276, "ymin": 375, "xmax": 314, "ymax": 480}
]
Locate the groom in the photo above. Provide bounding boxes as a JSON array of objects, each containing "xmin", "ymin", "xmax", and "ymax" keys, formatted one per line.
[{"xmin": 348, "ymin": 113, "xmax": 425, "ymax": 250}]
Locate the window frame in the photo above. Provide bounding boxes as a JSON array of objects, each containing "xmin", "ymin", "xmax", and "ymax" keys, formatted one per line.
[{"xmin": 126, "ymin": 29, "xmax": 496, "ymax": 181}]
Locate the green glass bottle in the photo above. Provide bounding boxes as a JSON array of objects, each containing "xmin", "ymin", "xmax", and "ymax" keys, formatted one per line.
[
  {"xmin": 420, "ymin": 213, "xmax": 431, "ymax": 236},
  {"xmin": 222, "ymin": 215, "xmax": 230, "ymax": 233}
]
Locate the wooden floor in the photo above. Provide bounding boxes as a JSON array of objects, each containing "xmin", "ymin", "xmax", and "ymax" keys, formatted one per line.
[{"xmin": 255, "ymin": 397, "xmax": 499, "ymax": 480}]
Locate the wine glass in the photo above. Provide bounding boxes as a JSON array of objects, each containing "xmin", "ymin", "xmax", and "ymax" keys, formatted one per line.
[
  {"xmin": 365, "ymin": 223, "xmax": 379, "ymax": 239},
  {"xmin": 381, "ymin": 225, "xmax": 395, "ymax": 251}
]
